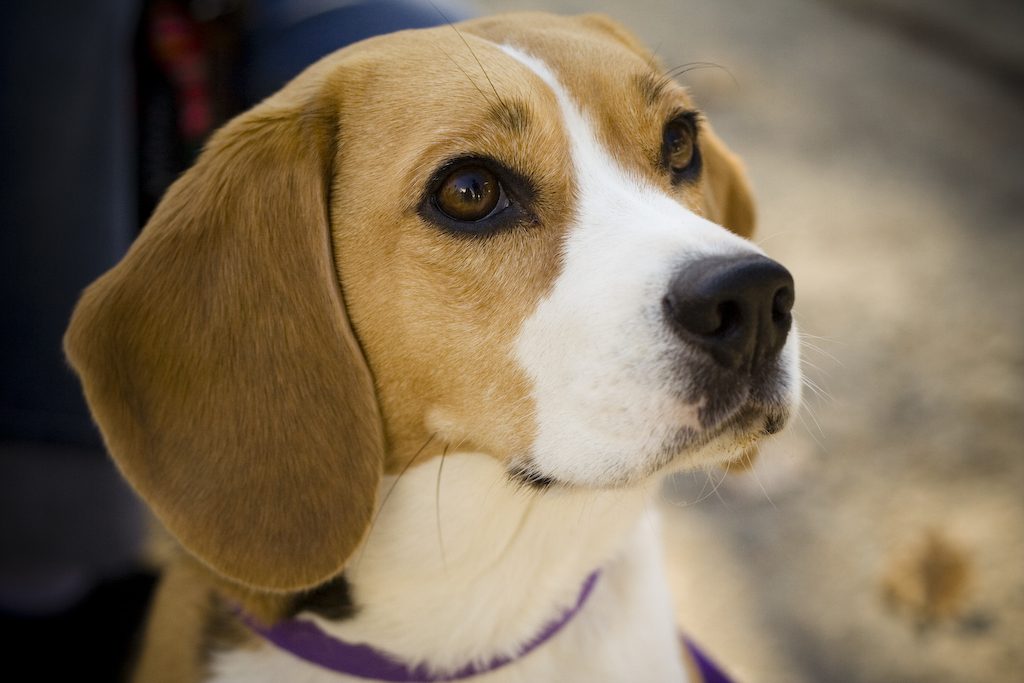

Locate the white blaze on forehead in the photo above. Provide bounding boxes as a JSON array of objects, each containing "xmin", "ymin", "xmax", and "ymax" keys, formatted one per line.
[{"xmin": 500, "ymin": 45, "xmax": 763, "ymax": 486}]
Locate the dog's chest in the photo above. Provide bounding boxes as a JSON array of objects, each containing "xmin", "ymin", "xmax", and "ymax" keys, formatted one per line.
[{"xmin": 207, "ymin": 454, "xmax": 690, "ymax": 682}]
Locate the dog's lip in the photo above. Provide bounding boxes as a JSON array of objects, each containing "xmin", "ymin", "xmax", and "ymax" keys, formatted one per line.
[
  {"xmin": 686, "ymin": 360, "xmax": 793, "ymax": 433},
  {"xmin": 507, "ymin": 462, "xmax": 559, "ymax": 490},
  {"xmin": 707, "ymin": 399, "xmax": 778, "ymax": 435},
  {"xmin": 653, "ymin": 399, "xmax": 789, "ymax": 471},
  {"xmin": 707, "ymin": 401, "xmax": 787, "ymax": 441},
  {"xmin": 507, "ymin": 400, "xmax": 790, "ymax": 491}
]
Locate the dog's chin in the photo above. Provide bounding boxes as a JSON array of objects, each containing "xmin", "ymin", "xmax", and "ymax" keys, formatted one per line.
[
  {"xmin": 662, "ymin": 402, "xmax": 791, "ymax": 472},
  {"xmin": 508, "ymin": 402, "xmax": 792, "ymax": 492}
]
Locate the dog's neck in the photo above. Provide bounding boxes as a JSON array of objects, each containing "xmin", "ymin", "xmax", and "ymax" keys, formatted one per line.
[{"xmin": 309, "ymin": 452, "xmax": 656, "ymax": 672}]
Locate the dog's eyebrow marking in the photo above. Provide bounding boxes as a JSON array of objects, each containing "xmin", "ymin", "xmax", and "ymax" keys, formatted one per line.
[
  {"xmin": 498, "ymin": 44, "xmax": 642, "ymax": 193},
  {"xmin": 486, "ymin": 98, "xmax": 532, "ymax": 136},
  {"xmin": 499, "ymin": 45, "xmax": 561, "ymax": 95},
  {"xmin": 635, "ymin": 72, "xmax": 670, "ymax": 106}
]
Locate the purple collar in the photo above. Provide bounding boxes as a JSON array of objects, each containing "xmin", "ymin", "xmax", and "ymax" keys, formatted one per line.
[
  {"xmin": 682, "ymin": 636, "xmax": 736, "ymax": 683},
  {"xmin": 241, "ymin": 570, "xmax": 601, "ymax": 681}
]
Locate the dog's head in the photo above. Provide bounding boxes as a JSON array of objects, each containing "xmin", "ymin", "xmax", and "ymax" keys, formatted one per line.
[{"xmin": 65, "ymin": 13, "xmax": 799, "ymax": 593}]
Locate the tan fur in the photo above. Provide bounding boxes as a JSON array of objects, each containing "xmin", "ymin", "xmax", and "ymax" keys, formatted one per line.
[
  {"xmin": 461, "ymin": 14, "xmax": 756, "ymax": 239},
  {"xmin": 324, "ymin": 26, "xmax": 575, "ymax": 472},
  {"xmin": 131, "ymin": 558, "xmax": 211, "ymax": 683},
  {"xmin": 64, "ymin": 12, "xmax": 760, "ymax": 682},
  {"xmin": 131, "ymin": 556, "xmax": 257, "ymax": 683}
]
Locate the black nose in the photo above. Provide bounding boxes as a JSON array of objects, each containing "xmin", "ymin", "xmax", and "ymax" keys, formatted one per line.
[{"xmin": 663, "ymin": 255, "xmax": 795, "ymax": 372}]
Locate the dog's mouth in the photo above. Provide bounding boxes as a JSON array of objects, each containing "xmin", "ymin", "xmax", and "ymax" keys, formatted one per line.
[
  {"xmin": 508, "ymin": 398, "xmax": 791, "ymax": 491},
  {"xmin": 506, "ymin": 335, "xmax": 799, "ymax": 492},
  {"xmin": 507, "ymin": 463, "xmax": 560, "ymax": 490},
  {"xmin": 661, "ymin": 399, "xmax": 789, "ymax": 464}
]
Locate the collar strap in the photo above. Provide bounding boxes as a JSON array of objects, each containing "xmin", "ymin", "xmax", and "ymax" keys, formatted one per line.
[
  {"xmin": 682, "ymin": 636, "xmax": 735, "ymax": 683},
  {"xmin": 241, "ymin": 570, "xmax": 601, "ymax": 682}
]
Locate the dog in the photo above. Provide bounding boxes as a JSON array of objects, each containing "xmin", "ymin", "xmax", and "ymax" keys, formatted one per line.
[{"xmin": 65, "ymin": 12, "xmax": 800, "ymax": 683}]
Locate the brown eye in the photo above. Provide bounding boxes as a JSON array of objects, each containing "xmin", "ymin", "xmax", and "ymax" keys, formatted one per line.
[
  {"xmin": 434, "ymin": 166, "xmax": 508, "ymax": 222},
  {"xmin": 663, "ymin": 117, "xmax": 696, "ymax": 172},
  {"xmin": 662, "ymin": 114, "xmax": 701, "ymax": 181}
]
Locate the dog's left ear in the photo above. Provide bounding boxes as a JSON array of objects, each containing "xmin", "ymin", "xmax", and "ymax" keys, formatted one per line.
[
  {"xmin": 700, "ymin": 126, "xmax": 757, "ymax": 239},
  {"xmin": 65, "ymin": 70, "xmax": 385, "ymax": 593}
]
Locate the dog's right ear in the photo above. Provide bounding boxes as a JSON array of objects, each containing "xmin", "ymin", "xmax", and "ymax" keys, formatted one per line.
[
  {"xmin": 65, "ymin": 70, "xmax": 385, "ymax": 593},
  {"xmin": 699, "ymin": 125, "xmax": 757, "ymax": 239}
]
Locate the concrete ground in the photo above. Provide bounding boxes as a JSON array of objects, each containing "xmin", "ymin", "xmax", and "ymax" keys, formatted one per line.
[{"xmin": 475, "ymin": 1, "xmax": 1023, "ymax": 681}]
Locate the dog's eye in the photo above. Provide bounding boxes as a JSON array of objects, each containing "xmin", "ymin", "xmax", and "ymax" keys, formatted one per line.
[
  {"xmin": 664, "ymin": 122, "xmax": 694, "ymax": 170},
  {"xmin": 433, "ymin": 166, "xmax": 510, "ymax": 223},
  {"xmin": 662, "ymin": 114, "xmax": 701, "ymax": 182}
]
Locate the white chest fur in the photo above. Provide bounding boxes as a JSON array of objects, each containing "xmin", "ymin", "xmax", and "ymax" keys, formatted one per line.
[{"xmin": 209, "ymin": 454, "xmax": 690, "ymax": 682}]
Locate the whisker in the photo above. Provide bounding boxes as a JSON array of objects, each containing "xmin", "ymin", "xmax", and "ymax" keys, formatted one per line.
[
  {"xmin": 436, "ymin": 45, "xmax": 490, "ymax": 103},
  {"xmin": 435, "ymin": 442, "xmax": 450, "ymax": 570},
  {"xmin": 753, "ymin": 228, "xmax": 800, "ymax": 247},
  {"xmin": 353, "ymin": 433, "xmax": 436, "ymax": 570},
  {"xmin": 797, "ymin": 406, "xmax": 828, "ymax": 452},
  {"xmin": 801, "ymin": 375, "xmax": 833, "ymax": 402},
  {"xmin": 709, "ymin": 466, "xmax": 731, "ymax": 508},
  {"xmin": 430, "ymin": 1, "xmax": 504, "ymax": 107},
  {"xmin": 800, "ymin": 340, "xmax": 845, "ymax": 367},
  {"xmin": 798, "ymin": 332, "xmax": 841, "ymax": 343},
  {"xmin": 798, "ymin": 357, "xmax": 832, "ymax": 377},
  {"xmin": 748, "ymin": 463, "xmax": 778, "ymax": 510},
  {"xmin": 800, "ymin": 383, "xmax": 828, "ymax": 405},
  {"xmin": 680, "ymin": 466, "xmax": 727, "ymax": 507},
  {"xmin": 645, "ymin": 40, "xmax": 664, "ymax": 73},
  {"xmin": 662, "ymin": 61, "xmax": 739, "ymax": 88},
  {"xmin": 687, "ymin": 467, "xmax": 715, "ymax": 505}
]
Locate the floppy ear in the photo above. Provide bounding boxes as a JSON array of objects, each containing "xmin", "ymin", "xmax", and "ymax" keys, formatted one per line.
[
  {"xmin": 700, "ymin": 126, "xmax": 757, "ymax": 239},
  {"xmin": 64, "ymin": 78, "xmax": 384, "ymax": 592}
]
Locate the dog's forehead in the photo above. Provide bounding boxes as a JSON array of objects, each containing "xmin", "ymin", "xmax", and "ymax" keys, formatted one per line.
[
  {"xmin": 335, "ymin": 15, "xmax": 687, "ymax": 135},
  {"xmin": 327, "ymin": 14, "xmax": 697, "ymax": 212}
]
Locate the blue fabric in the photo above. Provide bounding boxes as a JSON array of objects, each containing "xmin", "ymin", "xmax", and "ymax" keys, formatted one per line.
[
  {"xmin": 1, "ymin": 0, "xmax": 140, "ymax": 447},
  {"xmin": 0, "ymin": 0, "xmax": 145, "ymax": 614},
  {"xmin": 244, "ymin": 0, "xmax": 473, "ymax": 105}
]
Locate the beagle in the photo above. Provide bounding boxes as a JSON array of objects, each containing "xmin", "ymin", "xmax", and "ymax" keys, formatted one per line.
[{"xmin": 65, "ymin": 12, "xmax": 800, "ymax": 683}]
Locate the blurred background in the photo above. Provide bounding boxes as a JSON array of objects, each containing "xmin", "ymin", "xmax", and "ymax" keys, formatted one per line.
[{"xmin": 2, "ymin": 0, "xmax": 1021, "ymax": 681}]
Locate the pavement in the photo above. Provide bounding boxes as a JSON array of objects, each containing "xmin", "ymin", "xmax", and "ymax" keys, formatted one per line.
[{"xmin": 475, "ymin": 1, "xmax": 1024, "ymax": 681}]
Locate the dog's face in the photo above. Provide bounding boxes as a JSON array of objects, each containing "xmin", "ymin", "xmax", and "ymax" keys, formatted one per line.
[
  {"xmin": 65, "ymin": 13, "xmax": 799, "ymax": 592},
  {"xmin": 337, "ymin": 16, "xmax": 799, "ymax": 487}
]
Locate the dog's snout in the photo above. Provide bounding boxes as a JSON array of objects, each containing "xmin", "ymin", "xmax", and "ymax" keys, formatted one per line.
[{"xmin": 663, "ymin": 255, "xmax": 794, "ymax": 371}]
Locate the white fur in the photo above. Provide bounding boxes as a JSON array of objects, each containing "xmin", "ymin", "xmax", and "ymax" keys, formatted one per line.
[
  {"xmin": 210, "ymin": 454, "xmax": 689, "ymax": 682},
  {"xmin": 502, "ymin": 46, "xmax": 800, "ymax": 487}
]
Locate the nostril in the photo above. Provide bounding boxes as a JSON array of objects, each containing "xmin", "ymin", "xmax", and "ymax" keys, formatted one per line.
[
  {"xmin": 714, "ymin": 300, "xmax": 742, "ymax": 337},
  {"xmin": 665, "ymin": 292, "xmax": 722, "ymax": 337},
  {"xmin": 771, "ymin": 286, "xmax": 794, "ymax": 326}
]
